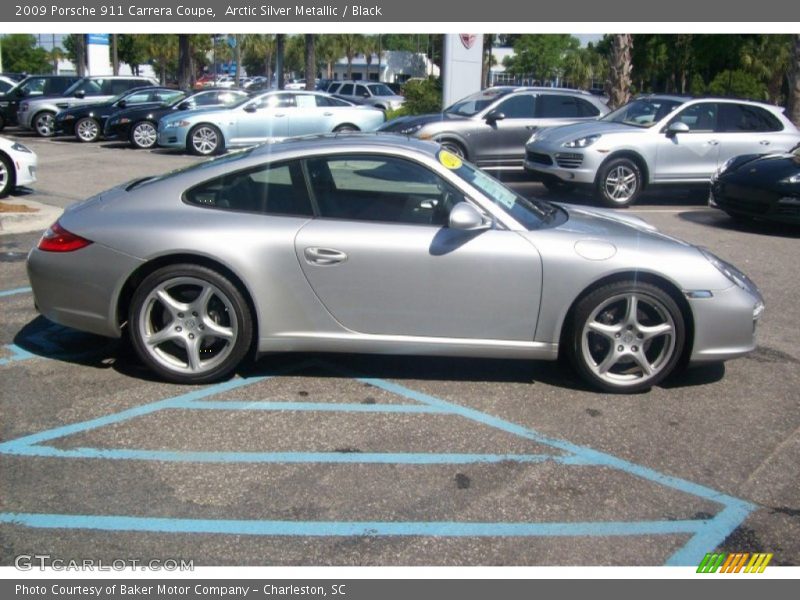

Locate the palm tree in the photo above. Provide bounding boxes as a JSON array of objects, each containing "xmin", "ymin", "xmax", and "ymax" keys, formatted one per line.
[
  {"xmin": 111, "ymin": 34, "xmax": 119, "ymax": 75},
  {"xmin": 242, "ymin": 34, "xmax": 275, "ymax": 83},
  {"xmin": 337, "ymin": 34, "xmax": 364, "ymax": 80},
  {"xmin": 790, "ymin": 35, "xmax": 800, "ymax": 127},
  {"xmin": 607, "ymin": 34, "xmax": 633, "ymax": 109},
  {"xmin": 315, "ymin": 35, "xmax": 341, "ymax": 80},
  {"xmin": 361, "ymin": 35, "xmax": 380, "ymax": 81},
  {"xmin": 49, "ymin": 47, "xmax": 65, "ymax": 74},
  {"xmin": 304, "ymin": 35, "xmax": 316, "ymax": 90},
  {"xmin": 177, "ymin": 35, "xmax": 192, "ymax": 89}
]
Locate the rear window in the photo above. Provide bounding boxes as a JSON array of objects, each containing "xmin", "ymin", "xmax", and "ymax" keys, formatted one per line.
[{"xmin": 718, "ymin": 103, "xmax": 783, "ymax": 132}]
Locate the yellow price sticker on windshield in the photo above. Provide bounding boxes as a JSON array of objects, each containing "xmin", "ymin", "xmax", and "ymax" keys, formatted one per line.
[{"xmin": 439, "ymin": 150, "xmax": 463, "ymax": 170}]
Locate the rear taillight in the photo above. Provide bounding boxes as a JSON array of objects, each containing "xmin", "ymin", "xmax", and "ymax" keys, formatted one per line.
[{"xmin": 38, "ymin": 221, "xmax": 93, "ymax": 252}]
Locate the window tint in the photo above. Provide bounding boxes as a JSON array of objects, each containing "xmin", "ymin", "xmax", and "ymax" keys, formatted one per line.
[
  {"xmin": 316, "ymin": 95, "xmax": 351, "ymax": 107},
  {"xmin": 718, "ymin": 103, "xmax": 783, "ymax": 132},
  {"xmin": 307, "ymin": 155, "xmax": 464, "ymax": 226},
  {"xmin": 121, "ymin": 91, "xmax": 154, "ymax": 105},
  {"xmin": 338, "ymin": 83, "xmax": 354, "ymax": 95},
  {"xmin": 184, "ymin": 161, "xmax": 313, "ymax": 216},
  {"xmin": 355, "ymin": 84, "xmax": 369, "ymax": 97},
  {"xmin": 576, "ymin": 98, "xmax": 601, "ymax": 117},
  {"xmin": 73, "ymin": 79, "xmax": 104, "ymax": 95},
  {"xmin": 536, "ymin": 95, "xmax": 582, "ymax": 118},
  {"xmin": 670, "ymin": 103, "xmax": 718, "ymax": 131},
  {"xmin": 496, "ymin": 94, "xmax": 535, "ymax": 119},
  {"xmin": 157, "ymin": 90, "xmax": 185, "ymax": 103},
  {"xmin": 19, "ymin": 78, "xmax": 47, "ymax": 96},
  {"xmin": 0, "ymin": 80, "xmax": 14, "ymax": 94},
  {"xmin": 104, "ymin": 79, "xmax": 137, "ymax": 95}
]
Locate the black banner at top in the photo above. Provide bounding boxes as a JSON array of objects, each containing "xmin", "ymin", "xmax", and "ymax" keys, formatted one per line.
[{"xmin": 2, "ymin": 0, "xmax": 800, "ymax": 23}]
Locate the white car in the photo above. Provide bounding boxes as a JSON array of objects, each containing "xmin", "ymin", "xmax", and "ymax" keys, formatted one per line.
[{"xmin": 0, "ymin": 136, "xmax": 37, "ymax": 197}]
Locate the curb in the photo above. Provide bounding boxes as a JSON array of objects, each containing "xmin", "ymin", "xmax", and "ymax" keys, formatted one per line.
[{"xmin": 0, "ymin": 199, "xmax": 63, "ymax": 235}]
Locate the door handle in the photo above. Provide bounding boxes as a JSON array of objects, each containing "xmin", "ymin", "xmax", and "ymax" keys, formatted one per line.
[
  {"xmin": 759, "ymin": 140, "xmax": 771, "ymax": 146},
  {"xmin": 275, "ymin": 113, "xmax": 286, "ymax": 118},
  {"xmin": 304, "ymin": 247, "xmax": 348, "ymax": 266},
  {"xmin": 707, "ymin": 140, "xmax": 720, "ymax": 146},
  {"xmin": 525, "ymin": 125, "xmax": 538, "ymax": 131},
  {"xmin": 323, "ymin": 112, "xmax": 334, "ymax": 116}
]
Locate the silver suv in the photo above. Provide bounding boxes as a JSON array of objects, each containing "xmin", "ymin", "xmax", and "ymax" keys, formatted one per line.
[
  {"xmin": 524, "ymin": 94, "xmax": 800, "ymax": 206},
  {"xmin": 379, "ymin": 86, "xmax": 609, "ymax": 171},
  {"xmin": 17, "ymin": 75, "xmax": 158, "ymax": 137},
  {"xmin": 329, "ymin": 81, "xmax": 404, "ymax": 111}
]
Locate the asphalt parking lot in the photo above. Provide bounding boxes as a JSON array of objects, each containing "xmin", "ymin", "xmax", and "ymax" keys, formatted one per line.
[{"xmin": 1, "ymin": 133, "xmax": 799, "ymax": 567}]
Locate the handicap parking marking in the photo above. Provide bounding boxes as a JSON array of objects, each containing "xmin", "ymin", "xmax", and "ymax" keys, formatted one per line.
[
  {"xmin": 0, "ymin": 359, "xmax": 755, "ymax": 566},
  {"xmin": 0, "ymin": 286, "xmax": 32, "ymax": 298}
]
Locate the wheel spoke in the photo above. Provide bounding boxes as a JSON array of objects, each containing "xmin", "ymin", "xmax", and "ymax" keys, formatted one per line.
[
  {"xmin": 639, "ymin": 322, "xmax": 673, "ymax": 341},
  {"xmin": 145, "ymin": 326, "xmax": 180, "ymax": 347},
  {"xmin": 202, "ymin": 318, "xmax": 234, "ymax": 341},
  {"xmin": 182, "ymin": 336, "xmax": 203, "ymax": 371},
  {"xmin": 587, "ymin": 321, "xmax": 621, "ymax": 340},
  {"xmin": 595, "ymin": 349, "xmax": 622, "ymax": 375},
  {"xmin": 192, "ymin": 285, "xmax": 215, "ymax": 315},
  {"xmin": 624, "ymin": 295, "xmax": 639, "ymax": 326},
  {"xmin": 155, "ymin": 288, "xmax": 190, "ymax": 317},
  {"xmin": 630, "ymin": 351, "xmax": 655, "ymax": 376}
]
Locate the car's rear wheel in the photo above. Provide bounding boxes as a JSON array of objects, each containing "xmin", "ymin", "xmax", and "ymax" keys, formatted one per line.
[
  {"xmin": 75, "ymin": 117, "xmax": 100, "ymax": 142},
  {"xmin": 130, "ymin": 121, "xmax": 158, "ymax": 149},
  {"xmin": 596, "ymin": 158, "xmax": 642, "ymax": 208},
  {"xmin": 188, "ymin": 124, "xmax": 223, "ymax": 155},
  {"xmin": 568, "ymin": 281, "xmax": 685, "ymax": 393},
  {"xmin": 34, "ymin": 111, "xmax": 56, "ymax": 137},
  {"xmin": 0, "ymin": 154, "xmax": 15, "ymax": 198},
  {"xmin": 333, "ymin": 124, "xmax": 359, "ymax": 133},
  {"xmin": 129, "ymin": 264, "xmax": 253, "ymax": 384}
]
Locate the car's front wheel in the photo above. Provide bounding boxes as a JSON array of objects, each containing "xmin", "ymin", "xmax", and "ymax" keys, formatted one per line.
[
  {"xmin": 188, "ymin": 124, "xmax": 223, "ymax": 155},
  {"xmin": 130, "ymin": 121, "xmax": 158, "ymax": 149},
  {"xmin": 34, "ymin": 111, "xmax": 56, "ymax": 137},
  {"xmin": 75, "ymin": 117, "xmax": 100, "ymax": 142},
  {"xmin": 129, "ymin": 264, "xmax": 253, "ymax": 384},
  {"xmin": 568, "ymin": 281, "xmax": 685, "ymax": 393},
  {"xmin": 0, "ymin": 153, "xmax": 15, "ymax": 197},
  {"xmin": 596, "ymin": 158, "xmax": 642, "ymax": 208}
]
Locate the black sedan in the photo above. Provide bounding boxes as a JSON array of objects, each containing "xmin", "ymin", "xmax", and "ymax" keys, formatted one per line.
[
  {"xmin": 104, "ymin": 88, "xmax": 251, "ymax": 149},
  {"xmin": 54, "ymin": 87, "xmax": 184, "ymax": 143},
  {"xmin": 710, "ymin": 143, "xmax": 800, "ymax": 225}
]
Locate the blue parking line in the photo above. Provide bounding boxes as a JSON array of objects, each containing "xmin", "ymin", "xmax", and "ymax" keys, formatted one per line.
[
  {"xmin": 2, "ymin": 445, "xmax": 564, "ymax": 465},
  {"xmin": 0, "ymin": 344, "xmax": 37, "ymax": 366},
  {"xmin": 0, "ymin": 286, "xmax": 31, "ymax": 298},
  {"xmin": 0, "ymin": 512, "xmax": 706, "ymax": 538},
  {"xmin": 0, "ymin": 358, "xmax": 755, "ymax": 565},
  {"xmin": 181, "ymin": 401, "xmax": 450, "ymax": 413}
]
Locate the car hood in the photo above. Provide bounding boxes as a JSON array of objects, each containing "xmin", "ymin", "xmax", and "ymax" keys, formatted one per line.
[
  {"xmin": 530, "ymin": 120, "xmax": 643, "ymax": 145},
  {"xmin": 379, "ymin": 112, "xmax": 464, "ymax": 132},
  {"xmin": 729, "ymin": 152, "xmax": 800, "ymax": 178},
  {"xmin": 161, "ymin": 106, "xmax": 232, "ymax": 124}
]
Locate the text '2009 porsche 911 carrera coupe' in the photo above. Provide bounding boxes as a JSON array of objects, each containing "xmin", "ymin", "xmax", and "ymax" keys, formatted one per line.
[{"xmin": 27, "ymin": 135, "xmax": 764, "ymax": 393}]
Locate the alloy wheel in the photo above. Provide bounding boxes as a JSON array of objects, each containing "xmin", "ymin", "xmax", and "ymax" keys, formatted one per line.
[
  {"xmin": 603, "ymin": 165, "xmax": 639, "ymax": 203},
  {"xmin": 76, "ymin": 118, "xmax": 99, "ymax": 142},
  {"xmin": 132, "ymin": 122, "xmax": 157, "ymax": 149},
  {"xmin": 191, "ymin": 126, "xmax": 219, "ymax": 154},
  {"xmin": 35, "ymin": 112, "xmax": 55, "ymax": 137}
]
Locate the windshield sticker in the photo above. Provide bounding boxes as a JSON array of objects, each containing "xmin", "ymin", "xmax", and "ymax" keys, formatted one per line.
[{"xmin": 439, "ymin": 150, "xmax": 463, "ymax": 170}]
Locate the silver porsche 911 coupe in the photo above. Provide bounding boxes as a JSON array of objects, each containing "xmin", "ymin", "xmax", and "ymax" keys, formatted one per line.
[{"xmin": 27, "ymin": 135, "xmax": 764, "ymax": 393}]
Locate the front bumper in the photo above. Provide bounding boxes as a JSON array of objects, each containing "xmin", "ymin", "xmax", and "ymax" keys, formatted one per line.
[
  {"xmin": 16, "ymin": 108, "xmax": 33, "ymax": 130},
  {"xmin": 688, "ymin": 284, "xmax": 765, "ymax": 364},
  {"xmin": 12, "ymin": 149, "xmax": 38, "ymax": 187},
  {"xmin": 157, "ymin": 126, "xmax": 190, "ymax": 149},
  {"xmin": 710, "ymin": 180, "xmax": 800, "ymax": 225},
  {"xmin": 523, "ymin": 142, "xmax": 604, "ymax": 185}
]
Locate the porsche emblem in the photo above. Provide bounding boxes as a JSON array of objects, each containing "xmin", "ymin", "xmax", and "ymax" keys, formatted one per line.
[{"xmin": 460, "ymin": 34, "xmax": 477, "ymax": 49}]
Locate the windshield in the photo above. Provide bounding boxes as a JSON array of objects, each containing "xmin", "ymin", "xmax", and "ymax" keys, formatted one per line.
[
  {"xmin": 444, "ymin": 88, "xmax": 512, "ymax": 117},
  {"xmin": 367, "ymin": 83, "xmax": 394, "ymax": 97},
  {"xmin": 601, "ymin": 98, "xmax": 685, "ymax": 128},
  {"xmin": 441, "ymin": 150, "xmax": 554, "ymax": 229}
]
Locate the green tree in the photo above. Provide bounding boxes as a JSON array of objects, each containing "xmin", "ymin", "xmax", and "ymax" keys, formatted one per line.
[
  {"xmin": 242, "ymin": 34, "xmax": 275, "ymax": 80},
  {"xmin": 707, "ymin": 70, "xmax": 767, "ymax": 100},
  {"xmin": 143, "ymin": 35, "xmax": 178, "ymax": 85},
  {"xmin": 361, "ymin": 35, "xmax": 380, "ymax": 81},
  {"xmin": 739, "ymin": 35, "xmax": 792, "ymax": 103},
  {"xmin": 1, "ymin": 35, "xmax": 52, "ymax": 74},
  {"xmin": 315, "ymin": 35, "xmax": 340, "ymax": 79},
  {"xmin": 607, "ymin": 34, "xmax": 633, "ymax": 109},
  {"xmin": 304, "ymin": 34, "xmax": 316, "ymax": 89},
  {"xmin": 117, "ymin": 34, "xmax": 148, "ymax": 76},
  {"xmin": 336, "ymin": 34, "xmax": 365, "ymax": 79},
  {"xmin": 504, "ymin": 35, "xmax": 580, "ymax": 84},
  {"xmin": 789, "ymin": 35, "xmax": 800, "ymax": 126}
]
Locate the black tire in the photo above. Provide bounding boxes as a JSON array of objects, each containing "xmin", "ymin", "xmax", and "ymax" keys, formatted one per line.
[
  {"xmin": 0, "ymin": 153, "xmax": 15, "ymax": 198},
  {"xmin": 128, "ymin": 264, "xmax": 253, "ymax": 384},
  {"xmin": 0, "ymin": 113, "xmax": 6, "ymax": 131},
  {"xmin": 75, "ymin": 117, "xmax": 100, "ymax": 143},
  {"xmin": 438, "ymin": 139, "xmax": 467, "ymax": 160},
  {"xmin": 595, "ymin": 157, "xmax": 643, "ymax": 208},
  {"xmin": 129, "ymin": 120, "xmax": 158, "ymax": 149},
  {"xmin": 568, "ymin": 281, "xmax": 685, "ymax": 393},
  {"xmin": 188, "ymin": 124, "xmax": 224, "ymax": 156},
  {"xmin": 333, "ymin": 123, "xmax": 359, "ymax": 133},
  {"xmin": 33, "ymin": 111, "xmax": 56, "ymax": 137}
]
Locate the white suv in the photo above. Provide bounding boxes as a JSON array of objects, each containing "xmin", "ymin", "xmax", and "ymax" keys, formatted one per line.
[{"xmin": 524, "ymin": 94, "xmax": 800, "ymax": 207}]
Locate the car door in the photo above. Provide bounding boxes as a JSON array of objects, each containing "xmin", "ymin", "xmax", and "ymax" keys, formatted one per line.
[
  {"xmin": 468, "ymin": 92, "xmax": 538, "ymax": 169},
  {"xmin": 294, "ymin": 153, "xmax": 542, "ymax": 341},
  {"xmin": 716, "ymin": 102, "xmax": 799, "ymax": 162},
  {"xmin": 233, "ymin": 93, "xmax": 291, "ymax": 144},
  {"xmin": 654, "ymin": 102, "xmax": 721, "ymax": 181},
  {"xmin": 285, "ymin": 93, "xmax": 328, "ymax": 136}
]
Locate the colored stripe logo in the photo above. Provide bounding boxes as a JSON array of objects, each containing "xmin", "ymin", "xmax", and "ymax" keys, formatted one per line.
[{"xmin": 697, "ymin": 552, "xmax": 773, "ymax": 573}]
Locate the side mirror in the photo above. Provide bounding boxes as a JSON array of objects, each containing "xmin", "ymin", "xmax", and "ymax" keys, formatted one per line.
[
  {"xmin": 485, "ymin": 110, "xmax": 505, "ymax": 123},
  {"xmin": 177, "ymin": 101, "xmax": 191, "ymax": 110},
  {"xmin": 117, "ymin": 99, "xmax": 127, "ymax": 108},
  {"xmin": 362, "ymin": 92, "xmax": 370, "ymax": 98},
  {"xmin": 74, "ymin": 90, "xmax": 85, "ymax": 99},
  {"xmin": 243, "ymin": 103, "xmax": 257, "ymax": 113},
  {"xmin": 448, "ymin": 202, "xmax": 491, "ymax": 231},
  {"xmin": 666, "ymin": 121, "xmax": 690, "ymax": 136}
]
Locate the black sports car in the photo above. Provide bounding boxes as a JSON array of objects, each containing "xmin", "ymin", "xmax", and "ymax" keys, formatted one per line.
[
  {"xmin": 103, "ymin": 88, "xmax": 251, "ymax": 149},
  {"xmin": 710, "ymin": 143, "xmax": 800, "ymax": 225},
  {"xmin": 54, "ymin": 87, "xmax": 184, "ymax": 143}
]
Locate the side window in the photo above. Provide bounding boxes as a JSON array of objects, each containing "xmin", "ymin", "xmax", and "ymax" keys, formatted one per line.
[
  {"xmin": 184, "ymin": 160, "xmax": 313, "ymax": 217},
  {"xmin": 316, "ymin": 96, "xmax": 351, "ymax": 107},
  {"xmin": 338, "ymin": 83, "xmax": 354, "ymax": 96},
  {"xmin": 307, "ymin": 155, "xmax": 465, "ymax": 226},
  {"xmin": 535, "ymin": 95, "xmax": 581, "ymax": 118},
  {"xmin": 157, "ymin": 90, "xmax": 185, "ymax": 103},
  {"xmin": 20, "ymin": 78, "xmax": 47, "ymax": 96},
  {"xmin": 76, "ymin": 79, "xmax": 104, "ymax": 95},
  {"xmin": 122, "ymin": 91, "xmax": 153, "ymax": 105},
  {"xmin": 192, "ymin": 92, "xmax": 219, "ymax": 106},
  {"xmin": 219, "ymin": 91, "xmax": 245, "ymax": 105},
  {"xmin": 576, "ymin": 98, "xmax": 601, "ymax": 117},
  {"xmin": 670, "ymin": 103, "xmax": 718, "ymax": 132},
  {"xmin": 718, "ymin": 103, "xmax": 783, "ymax": 132},
  {"xmin": 495, "ymin": 94, "xmax": 536, "ymax": 119},
  {"xmin": 355, "ymin": 84, "xmax": 369, "ymax": 97},
  {"xmin": 294, "ymin": 94, "xmax": 317, "ymax": 108}
]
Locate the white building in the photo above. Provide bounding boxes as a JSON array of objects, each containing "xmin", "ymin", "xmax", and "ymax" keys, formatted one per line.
[{"xmin": 330, "ymin": 51, "xmax": 439, "ymax": 83}]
